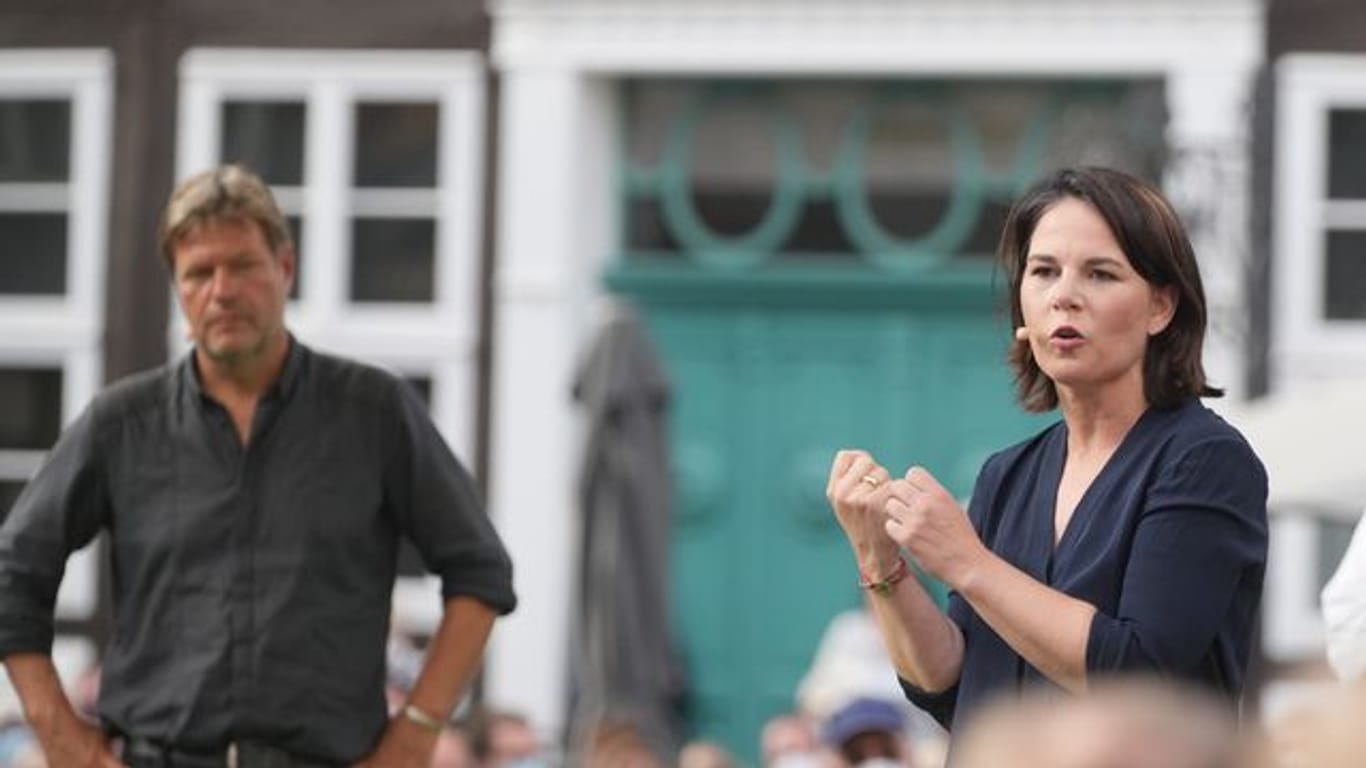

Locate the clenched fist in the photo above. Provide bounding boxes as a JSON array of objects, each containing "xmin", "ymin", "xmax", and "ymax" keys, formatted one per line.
[
  {"xmin": 827, "ymin": 450, "xmax": 901, "ymax": 579},
  {"xmin": 882, "ymin": 466, "xmax": 987, "ymax": 589}
]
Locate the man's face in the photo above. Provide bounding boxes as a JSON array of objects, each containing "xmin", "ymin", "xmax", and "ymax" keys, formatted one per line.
[
  {"xmin": 431, "ymin": 729, "xmax": 476, "ymax": 768},
  {"xmin": 841, "ymin": 731, "xmax": 900, "ymax": 766},
  {"xmin": 172, "ymin": 217, "xmax": 294, "ymax": 367},
  {"xmin": 489, "ymin": 718, "xmax": 540, "ymax": 766}
]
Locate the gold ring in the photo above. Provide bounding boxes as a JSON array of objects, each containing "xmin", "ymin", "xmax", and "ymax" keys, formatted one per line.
[{"xmin": 860, "ymin": 474, "xmax": 882, "ymax": 488}]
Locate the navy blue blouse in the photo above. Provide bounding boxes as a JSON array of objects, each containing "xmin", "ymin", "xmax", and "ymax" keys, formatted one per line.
[{"xmin": 900, "ymin": 399, "xmax": 1268, "ymax": 731}]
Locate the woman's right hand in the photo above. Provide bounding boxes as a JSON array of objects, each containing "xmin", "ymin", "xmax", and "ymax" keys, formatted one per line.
[{"xmin": 827, "ymin": 450, "xmax": 901, "ymax": 576}]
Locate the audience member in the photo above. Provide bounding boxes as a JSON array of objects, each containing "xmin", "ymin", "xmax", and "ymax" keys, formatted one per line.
[
  {"xmin": 761, "ymin": 713, "xmax": 837, "ymax": 768},
  {"xmin": 431, "ymin": 723, "xmax": 476, "ymax": 768},
  {"xmin": 954, "ymin": 677, "xmax": 1243, "ymax": 768},
  {"xmin": 678, "ymin": 740, "xmax": 737, "ymax": 768},
  {"xmin": 1267, "ymin": 680, "xmax": 1366, "ymax": 768},
  {"xmin": 797, "ymin": 608, "xmax": 946, "ymax": 764},
  {"xmin": 0, "ymin": 720, "xmax": 44, "ymax": 768},
  {"xmin": 469, "ymin": 707, "xmax": 542, "ymax": 767},
  {"xmin": 821, "ymin": 697, "xmax": 911, "ymax": 767},
  {"xmin": 580, "ymin": 720, "xmax": 664, "ymax": 768}
]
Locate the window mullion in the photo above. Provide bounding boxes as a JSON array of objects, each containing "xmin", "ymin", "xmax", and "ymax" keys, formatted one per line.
[
  {"xmin": 0, "ymin": 183, "xmax": 70, "ymax": 211},
  {"xmin": 439, "ymin": 79, "xmax": 482, "ymax": 317},
  {"xmin": 304, "ymin": 81, "xmax": 351, "ymax": 326},
  {"xmin": 70, "ymin": 68, "xmax": 110, "ymax": 335},
  {"xmin": 0, "ymin": 450, "xmax": 45, "ymax": 479}
]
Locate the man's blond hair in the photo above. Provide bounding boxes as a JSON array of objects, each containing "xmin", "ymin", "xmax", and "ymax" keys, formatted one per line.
[{"xmin": 159, "ymin": 164, "xmax": 292, "ymax": 269}]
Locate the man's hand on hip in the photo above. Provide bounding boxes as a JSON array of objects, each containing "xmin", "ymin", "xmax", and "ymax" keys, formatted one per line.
[
  {"xmin": 34, "ymin": 716, "xmax": 123, "ymax": 768},
  {"xmin": 4, "ymin": 654, "xmax": 123, "ymax": 767},
  {"xmin": 354, "ymin": 716, "xmax": 439, "ymax": 768}
]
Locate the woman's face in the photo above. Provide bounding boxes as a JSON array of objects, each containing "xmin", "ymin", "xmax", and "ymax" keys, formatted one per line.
[{"xmin": 1018, "ymin": 198, "xmax": 1175, "ymax": 402}]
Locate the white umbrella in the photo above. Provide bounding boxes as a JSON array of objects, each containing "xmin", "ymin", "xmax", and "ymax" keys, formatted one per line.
[{"xmin": 1212, "ymin": 380, "xmax": 1366, "ymax": 515}]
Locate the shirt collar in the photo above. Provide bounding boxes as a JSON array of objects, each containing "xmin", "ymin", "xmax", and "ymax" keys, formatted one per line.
[{"xmin": 178, "ymin": 334, "xmax": 305, "ymax": 405}]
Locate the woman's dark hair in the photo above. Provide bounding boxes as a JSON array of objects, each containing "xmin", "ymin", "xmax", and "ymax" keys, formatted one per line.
[{"xmin": 999, "ymin": 166, "xmax": 1222, "ymax": 412}]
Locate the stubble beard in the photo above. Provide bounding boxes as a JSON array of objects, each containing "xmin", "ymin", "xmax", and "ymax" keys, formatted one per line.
[{"xmin": 200, "ymin": 322, "xmax": 272, "ymax": 368}]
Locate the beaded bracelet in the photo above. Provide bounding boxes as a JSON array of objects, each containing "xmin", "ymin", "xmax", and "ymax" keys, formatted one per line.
[{"xmin": 858, "ymin": 556, "xmax": 910, "ymax": 596}]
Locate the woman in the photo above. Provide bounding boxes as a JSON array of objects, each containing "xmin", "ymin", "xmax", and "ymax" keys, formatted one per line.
[{"xmin": 826, "ymin": 167, "xmax": 1267, "ymax": 734}]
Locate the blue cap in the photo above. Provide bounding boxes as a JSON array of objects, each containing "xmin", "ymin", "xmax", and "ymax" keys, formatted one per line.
[{"xmin": 821, "ymin": 697, "xmax": 906, "ymax": 746}]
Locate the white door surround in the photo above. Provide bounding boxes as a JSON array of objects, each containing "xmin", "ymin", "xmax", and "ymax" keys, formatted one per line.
[{"xmin": 486, "ymin": 0, "xmax": 1263, "ymax": 737}]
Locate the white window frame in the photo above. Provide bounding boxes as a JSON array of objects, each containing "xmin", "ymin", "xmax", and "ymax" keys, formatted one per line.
[
  {"xmin": 1263, "ymin": 506, "xmax": 1363, "ymax": 662},
  {"xmin": 0, "ymin": 51, "xmax": 112, "ymax": 715},
  {"xmin": 0, "ymin": 50, "xmax": 111, "ymax": 624},
  {"xmin": 176, "ymin": 50, "xmax": 488, "ymax": 634},
  {"xmin": 1273, "ymin": 54, "xmax": 1366, "ymax": 387},
  {"xmin": 0, "ymin": 50, "xmax": 111, "ymax": 361}
]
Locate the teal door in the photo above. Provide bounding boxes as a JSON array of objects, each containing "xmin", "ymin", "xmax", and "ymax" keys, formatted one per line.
[
  {"xmin": 608, "ymin": 78, "xmax": 1163, "ymax": 761},
  {"xmin": 609, "ymin": 273, "xmax": 1045, "ymax": 759}
]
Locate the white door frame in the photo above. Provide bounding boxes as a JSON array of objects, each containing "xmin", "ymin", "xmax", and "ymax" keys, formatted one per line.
[{"xmin": 487, "ymin": 0, "xmax": 1264, "ymax": 736}]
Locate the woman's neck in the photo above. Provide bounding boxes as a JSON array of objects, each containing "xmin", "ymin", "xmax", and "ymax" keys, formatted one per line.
[{"xmin": 1056, "ymin": 379, "xmax": 1148, "ymax": 459}]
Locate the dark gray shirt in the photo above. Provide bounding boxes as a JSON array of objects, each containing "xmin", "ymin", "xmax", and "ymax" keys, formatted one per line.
[{"xmin": 0, "ymin": 340, "xmax": 516, "ymax": 762}]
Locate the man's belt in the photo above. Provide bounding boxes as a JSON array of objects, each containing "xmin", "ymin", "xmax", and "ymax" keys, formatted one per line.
[{"xmin": 122, "ymin": 737, "xmax": 340, "ymax": 768}]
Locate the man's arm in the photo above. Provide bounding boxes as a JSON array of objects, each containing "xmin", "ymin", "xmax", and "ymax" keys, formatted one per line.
[
  {"xmin": 0, "ymin": 403, "xmax": 115, "ymax": 764},
  {"xmin": 364, "ymin": 380, "xmax": 515, "ymax": 765},
  {"xmin": 358, "ymin": 596, "xmax": 498, "ymax": 767},
  {"xmin": 4, "ymin": 653, "xmax": 121, "ymax": 767}
]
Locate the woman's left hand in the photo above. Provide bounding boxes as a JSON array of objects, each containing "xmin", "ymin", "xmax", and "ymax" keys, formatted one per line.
[{"xmin": 883, "ymin": 466, "xmax": 990, "ymax": 589}]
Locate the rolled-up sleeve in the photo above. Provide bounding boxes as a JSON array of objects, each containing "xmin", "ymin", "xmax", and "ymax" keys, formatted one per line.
[
  {"xmin": 0, "ymin": 405, "xmax": 109, "ymax": 657},
  {"xmin": 384, "ymin": 383, "xmax": 516, "ymax": 615},
  {"xmin": 1086, "ymin": 437, "xmax": 1267, "ymax": 674}
]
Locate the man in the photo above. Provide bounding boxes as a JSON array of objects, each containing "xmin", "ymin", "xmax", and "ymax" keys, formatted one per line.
[
  {"xmin": 0, "ymin": 165, "xmax": 516, "ymax": 766},
  {"xmin": 952, "ymin": 679, "xmax": 1242, "ymax": 768},
  {"xmin": 758, "ymin": 713, "xmax": 832, "ymax": 768},
  {"xmin": 430, "ymin": 724, "xmax": 475, "ymax": 768},
  {"xmin": 820, "ymin": 698, "xmax": 909, "ymax": 767},
  {"xmin": 467, "ymin": 708, "xmax": 539, "ymax": 768}
]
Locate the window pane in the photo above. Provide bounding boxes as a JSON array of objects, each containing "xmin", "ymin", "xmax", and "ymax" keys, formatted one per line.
[
  {"xmin": 1325, "ymin": 230, "xmax": 1366, "ymax": 320},
  {"xmin": 354, "ymin": 103, "xmax": 438, "ymax": 188},
  {"xmin": 0, "ymin": 213, "xmax": 67, "ymax": 295},
  {"xmin": 1328, "ymin": 109, "xmax": 1366, "ymax": 200},
  {"xmin": 621, "ymin": 79, "xmax": 1164, "ymax": 263},
  {"xmin": 0, "ymin": 100, "xmax": 70, "ymax": 182},
  {"xmin": 1318, "ymin": 517, "xmax": 1358, "ymax": 591},
  {"xmin": 221, "ymin": 101, "xmax": 306, "ymax": 186},
  {"xmin": 688, "ymin": 100, "xmax": 778, "ymax": 238},
  {"xmin": 0, "ymin": 480, "xmax": 25, "ymax": 523},
  {"xmin": 0, "ymin": 368, "xmax": 63, "ymax": 449},
  {"xmin": 350, "ymin": 218, "xmax": 435, "ymax": 303},
  {"xmin": 779, "ymin": 200, "xmax": 857, "ymax": 256},
  {"xmin": 625, "ymin": 198, "xmax": 684, "ymax": 255}
]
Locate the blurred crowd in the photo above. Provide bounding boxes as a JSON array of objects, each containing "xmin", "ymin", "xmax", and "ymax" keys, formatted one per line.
[
  {"xmin": 8, "ymin": 502, "xmax": 1366, "ymax": 768},
  {"xmin": 1, "ymin": 614, "xmax": 1364, "ymax": 767}
]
